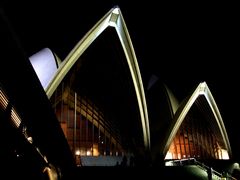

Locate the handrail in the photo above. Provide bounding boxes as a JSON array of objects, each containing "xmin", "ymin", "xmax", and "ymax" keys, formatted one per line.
[{"xmin": 165, "ymin": 158, "xmax": 237, "ymax": 180}]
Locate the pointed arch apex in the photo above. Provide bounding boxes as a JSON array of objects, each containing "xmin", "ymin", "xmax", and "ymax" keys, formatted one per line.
[
  {"xmin": 112, "ymin": 6, "xmax": 120, "ymax": 14},
  {"xmin": 45, "ymin": 6, "xmax": 150, "ymax": 149},
  {"xmin": 109, "ymin": 11, "xmax": 119, "ymax": 26},
  {"xmin": 199, "ymin": 81, "xmax": 207, "ymax": 94},
  {"xmin": 163, "ymin": 81, "xmax": 231, "ymax": 159}
]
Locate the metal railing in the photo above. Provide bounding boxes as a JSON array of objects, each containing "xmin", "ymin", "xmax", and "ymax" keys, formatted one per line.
[{"xmin": 165, "ymin": 158, "xmax": 237, "ymax": 180}]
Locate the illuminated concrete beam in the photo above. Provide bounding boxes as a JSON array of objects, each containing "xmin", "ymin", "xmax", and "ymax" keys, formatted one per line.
[
  {"xmin": 163, "ymin": 82, "xmax": 231, "ymax": 157},
  {"xmin": 45, "ymin": 7, "xmax": 150, "ymax": 149}
]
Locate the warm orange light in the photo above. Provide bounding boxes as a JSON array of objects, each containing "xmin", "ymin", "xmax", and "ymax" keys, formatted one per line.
[
  {"xmin": 86, "ymin": 150, "xmax": 91, "ymax": 156},
  {"xmin": 93, "ymin": 144, "xmax": 99, "ymax": 156},
  {"xmin": 75, "ymin": 150, "xmax": 80, "ymax": 156}
]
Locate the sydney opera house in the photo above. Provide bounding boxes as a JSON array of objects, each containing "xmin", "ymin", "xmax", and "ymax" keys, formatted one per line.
[{"xmin": 0, "ymin": 5, "xmax": 239, "ymax": 179}]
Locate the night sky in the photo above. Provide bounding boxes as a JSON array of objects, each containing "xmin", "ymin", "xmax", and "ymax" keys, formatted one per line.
[{"xmin": 1, "ymin": 1, "xmax": 239, "ymax": 159}]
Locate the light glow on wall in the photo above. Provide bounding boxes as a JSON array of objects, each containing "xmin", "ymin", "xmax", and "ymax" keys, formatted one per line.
[
  {"xmin": 1, "ymin": 88, "xmax": 21, "ymax": 128},
  {"xmin": 11, "ymin": 108, "xmax": 21, "ymax": 128},
  {"xmin": 219, "ymin": 149, "xmax": 229, "ymax": 160},
  {"xmin": 75, "ymin": 150, "xmax": 80, "ymax": 156},
  {"xmin": 0, "ymin": 89, "xmax": 9, "ymax": 110}
]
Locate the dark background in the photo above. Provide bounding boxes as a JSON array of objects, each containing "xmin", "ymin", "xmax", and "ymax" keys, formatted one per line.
[{"xmin": 1, "ymin": 1, "xmax": 239, "ymax": 159}]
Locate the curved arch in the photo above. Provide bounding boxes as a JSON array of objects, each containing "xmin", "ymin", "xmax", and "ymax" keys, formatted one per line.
[
  {"xmin": 163, "ymin": 82, "xmax": 231, "ymax": 157},
  {"xmin": 45, "ymin": 7, "xmax": 150, "ymax": 149},
  {"xmin": 164, "ymin": 84, "xmax": 179, "ymax": 116},
  {"xmin": 147, "ymin": 82, "xmax": 180, "ymax": 160}
]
